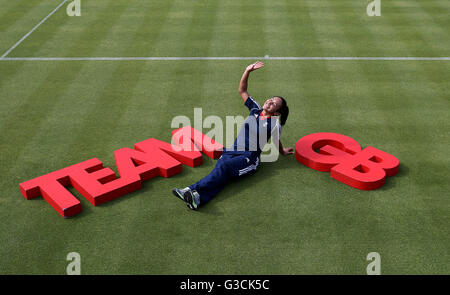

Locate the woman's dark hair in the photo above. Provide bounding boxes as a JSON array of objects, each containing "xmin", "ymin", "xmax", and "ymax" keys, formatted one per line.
[{"xmin": 276, "ymin": 96, "xmax": 289, "ymax": 126}]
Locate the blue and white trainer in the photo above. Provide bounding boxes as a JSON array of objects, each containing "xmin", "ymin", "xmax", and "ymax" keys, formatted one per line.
[{"xmin": 172, "ymin": 187, "xmax": 200, "ymax": 210}]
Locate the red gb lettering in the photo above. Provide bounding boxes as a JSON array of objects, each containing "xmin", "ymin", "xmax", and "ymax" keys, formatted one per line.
[{"xmin": 295, "ymin": 133, "xmax": 399, "ymax": 190}]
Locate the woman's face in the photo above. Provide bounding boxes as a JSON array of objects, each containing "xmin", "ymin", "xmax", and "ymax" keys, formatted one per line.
[{"xmin": 263, "ymin": 97, "xmax": 283, "ymax": 114}]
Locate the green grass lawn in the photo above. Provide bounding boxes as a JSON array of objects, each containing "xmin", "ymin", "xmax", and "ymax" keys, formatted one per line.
[{"xmin": 0, "ymin": 0, "xmax": 449, "ymax": 274}]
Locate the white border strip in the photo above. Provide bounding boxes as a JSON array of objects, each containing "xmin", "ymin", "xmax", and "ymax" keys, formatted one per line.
[
  {"xmin": 1, "ymin": 56, "xmax": 449, "ymax": 61},
  {"xmin": 0, "ymin": 0, "xmax": 68, "ymax": 59}
]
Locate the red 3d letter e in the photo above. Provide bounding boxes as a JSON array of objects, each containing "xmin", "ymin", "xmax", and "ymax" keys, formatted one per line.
[{"xmin": 295, "ymin": 133, "xmax": 399, "ymax": 190}]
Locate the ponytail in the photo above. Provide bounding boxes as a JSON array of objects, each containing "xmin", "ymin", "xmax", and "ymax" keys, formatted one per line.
[{"xmin": 276, "ymin": 96, "xmax": 289, "ymax": 126}]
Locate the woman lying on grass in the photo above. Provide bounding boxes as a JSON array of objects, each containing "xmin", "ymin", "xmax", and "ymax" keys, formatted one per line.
[{"xmin": 172, "ymin": 61, "xmax": 293, "ymax": 210}]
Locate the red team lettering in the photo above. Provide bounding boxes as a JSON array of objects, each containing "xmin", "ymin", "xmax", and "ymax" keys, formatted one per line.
[
  {"xmin": 20, "ymin": 128, "xmax": 399, "ymax": 218},
  {"xmin": 19, "ymin": 126, "xmax": 222, "ymax": 218}
]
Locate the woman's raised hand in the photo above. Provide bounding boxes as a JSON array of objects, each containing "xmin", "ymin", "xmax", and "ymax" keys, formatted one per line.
[{"xmin": 246, "ymin": 61, "xmax": 264, "ymax": 72}]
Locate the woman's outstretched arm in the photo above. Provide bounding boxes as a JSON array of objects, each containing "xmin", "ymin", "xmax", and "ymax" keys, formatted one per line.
[
  {"xmin": 279, "ymin": 140, "xmax": 294, "ymax": 156},
  {"xmin": 238, "ymin": 61, "xmax": 264, "ymax": 102}
]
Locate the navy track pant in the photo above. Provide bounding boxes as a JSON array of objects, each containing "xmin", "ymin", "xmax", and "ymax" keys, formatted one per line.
[{"xmin": 189, "ymin": 152, "xmax": 259, "ymax": 205}]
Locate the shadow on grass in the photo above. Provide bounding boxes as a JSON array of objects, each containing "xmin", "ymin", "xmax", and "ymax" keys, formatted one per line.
[
  {"xmin": 45, "ymin": 153, "xmax": 312, "ymax": 218},
  {"xmin": 197, "ymin": 154, "xmax": 306, "ymax": 214},
  {"xmin": 27, "ymin": 157, "xmax": 404, "ymax": 219},
  {"xmin": 379, "ymin": 163, "xmax": 409, "ymax": 191},
  {"xmin": 25, "ymin": 185, "xmax": 95, "ymax": 219},
  {"xmin": 92, "ymin": 167, "xmax": 198, "ymax": 211}
]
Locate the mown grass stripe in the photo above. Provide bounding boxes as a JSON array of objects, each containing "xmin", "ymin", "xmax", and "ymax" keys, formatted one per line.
[
  {"xmin": 206, "ymin": 1, "xmax": 239, "ymax": 57},
  {"xmin": 331, "ymin": 0, "xmax": 409, "ymax": 274},
  {"xmin": 393, "ymin": 0, "xmax": 450, "ymax": 271},
  {"xmin": 0, "ymin": 0, "xmax": 46, "ymax": 34},
  {"xmin": 259, "ymin": 0, "xmax": 318, "ymax": 272},
  {"xmin": 0, "ymin": 1, "xmax": 68, "ymax": 104},
  {"xmin": 237, "ymin": 0, "xmax": 266, "ymax": 57},
  {"xmin": 147, "ymin": 0, "xmax": 197, "ymax": 57},
  {"xmin": 0, "ymin": 0, "xmax": 144, "ymax": 273},
  {"xmin": 1, "ymin": 0, "xmax": 68, "ymax": 58},
  {"xmin": 82, "ymin": 0, "xmax": 178, "ymax": 274},
  {"xmin": 0, "ymin": 0, "xmax": 123, "ymax": 168},
  {"xmin": 335, "ymin": 0, "xmax": 449, "ymax": 274},
  {"xmin": 131, "ymin": 1, "xmax": 224, "ymax": 274}
]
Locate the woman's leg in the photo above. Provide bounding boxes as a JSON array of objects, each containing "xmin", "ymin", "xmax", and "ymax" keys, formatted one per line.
[
  {"xmin": 189, "ymin": 153, "xmax": 258, "ymax": 205},
  {"xmin": 189, "ymin": 155, "xmax": 230, "ymax": 204}
]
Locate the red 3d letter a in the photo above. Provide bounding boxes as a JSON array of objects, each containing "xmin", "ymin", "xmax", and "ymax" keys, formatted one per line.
[{"xmin": 295, "ymin": 133, "xmax": 399, "ymax": 190}]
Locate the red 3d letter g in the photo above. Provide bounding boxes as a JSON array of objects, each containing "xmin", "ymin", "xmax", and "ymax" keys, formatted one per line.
[{"xmin": 295, "ymin": 133, "xmax": 399, "ymax": 190}]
